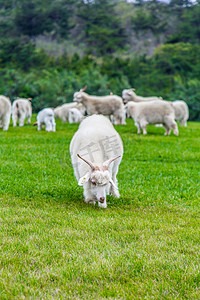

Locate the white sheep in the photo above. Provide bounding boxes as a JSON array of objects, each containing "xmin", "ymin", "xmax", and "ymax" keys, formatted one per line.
[
  {"xmin": 70, "ymin": 115, "xmax": 123, "ymax": 208},
  {"xmin": 12, "ymin": 98, "xmax": 32, "ymax": 127},
  {"xmin": 73, "ymin": 86, "xmax": 126, "ymax": 125},
  {"xmin": 0, "ymin": 95, "xmax": 11, "ymax": 131},
  {"xmin": 34, "ymin": 108, "xmax": 56, "ymax": 132},
  {"xmin": 54, "ymin": 103, "xmax": 86, "ymax": 123},
  {"xmin": 126, "ymin": 100, "xmax": 179, "ymax": 136},
  {"xmin": 122, "ymin": 88, "xmax": 162, "ymax": 103},
  {"xmin": 68, "ymin": 108, "xmax": 84, "ymax": 123},
  {"xmin": 172, "ymin": 100, "xmax": 189, "ymax": 127}
]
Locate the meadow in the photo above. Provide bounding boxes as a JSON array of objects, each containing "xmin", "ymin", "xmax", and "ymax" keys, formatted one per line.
[{"xmin": 0, "ymin": 117, "xmax": 199, "ymax": 299}]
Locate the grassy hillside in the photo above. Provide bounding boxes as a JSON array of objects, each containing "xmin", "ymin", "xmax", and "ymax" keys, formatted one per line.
[{"xmin": 0, "ymin": 118, "xmax": 199, "ymax": 299}]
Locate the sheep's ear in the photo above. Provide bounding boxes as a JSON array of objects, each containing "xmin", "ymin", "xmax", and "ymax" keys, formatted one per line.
[
  {"xmin": 78, "ymin": 173, "xmax": 90, "ymax": 186},
  {"xmin": 109, "ymin": 178, "xmax": 118, "ymax": 190}
]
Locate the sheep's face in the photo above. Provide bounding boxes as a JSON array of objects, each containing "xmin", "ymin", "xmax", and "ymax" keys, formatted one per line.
[
  {"xmin": 79, "ymin": 170, "xmax": 115, "ymax": 203},
  {"xmin": 122, "ymin": 89, "xmax": 135, "ymax": 103},
  {"xmin": 73, "ymin": 92, "xmax": 83, "ymax": 103},
  {"xmin": 90, "ymin": 170, "xmax": 110, "ymax": 202},
  {"xmin": 77, "ymin": 154, "xmax": 120, "ymax": 204}
]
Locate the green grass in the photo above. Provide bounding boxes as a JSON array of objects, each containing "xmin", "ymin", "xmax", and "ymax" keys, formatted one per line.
[{"xmin": 0, "ymin": 117, "xmax": 200, "ymax": 299}]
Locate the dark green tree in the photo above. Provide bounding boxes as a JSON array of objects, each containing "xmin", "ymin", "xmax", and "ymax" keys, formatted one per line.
[{"xmin": 77, "ymin": 0, "xmax": 127, "ymax": 56}]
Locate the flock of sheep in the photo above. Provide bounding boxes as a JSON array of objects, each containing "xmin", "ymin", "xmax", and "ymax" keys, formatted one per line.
[{"xmin": 0, "ymin": 87, "xmax": 189, "ymax": 208}]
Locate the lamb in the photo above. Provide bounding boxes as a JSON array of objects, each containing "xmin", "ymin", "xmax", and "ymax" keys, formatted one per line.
[
  {"xmin": 122, "ymin": 88, "xmax": 162, "ymax": 103},
  {"xmin": 172, "ymin": 100, "xmax": 189, "ymax": 127},
  {"xmin": 70, "ymin": 115, "xmax": 123, "ymax": 208},
  {"xmin": 54, "ymin": 103, "xmax": 86, "ymax": 123},
  {"xmin": 73, "ymin": 86, "xmax": 126, "ymax": 125},
  {"xmin": 126, "ymin": 100, "xmax": 179, "ymax": 136},
  {"xmin": 12, "ymin": 98, "xmax": 32, "ymax": 127},
  {"xmin": 68, "ymin": 108, "xmax": 84, "ymax": 123},
  {"xmin": 34, "ymin": 108, "xmax": 56, "ymax": 132},
  {"xmin": 0, "ymin": 95, "xmax": 11, "ymax": 131}
]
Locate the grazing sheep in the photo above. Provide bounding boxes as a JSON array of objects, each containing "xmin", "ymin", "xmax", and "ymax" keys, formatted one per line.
[
  {"xmin": 70, "ymin": 115, "xmax": 123, "ymax": 208},
  {"xmin": 12, "ymin": 98, "xmax": 32, "ymax": 127},
  {"xmin": 172, "ymin": 100, "xmax": 189, "ymax": 127},
  {"xmin": 34, "ymin": 108, "xmax": 56, "ymax": 132},
  {"xmin": 122, "ymin": 88, "xmax": 162, "ymax": 103},
  {"xmin": 0, "ymin": 95, "xmax": 11, "ymax": 131},
  {"xmin": 126, "ymin": 100, "xmax": 179, "ymax": 136},
  {"xmin": 73, "ymin": 86, "xmax": 126, "ymax": 125},
  {"xmin": 54, "ymin": 103, "xmax": 86, "ymax": 123},
  {"xmin": 68, "ymin": 108, "xmax": 84, "ymax": 124}
]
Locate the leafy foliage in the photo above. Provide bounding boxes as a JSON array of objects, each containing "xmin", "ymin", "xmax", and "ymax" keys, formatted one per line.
[{"xmin": 0, "ymin": 0, "xmax": 199, "ymax": 119}]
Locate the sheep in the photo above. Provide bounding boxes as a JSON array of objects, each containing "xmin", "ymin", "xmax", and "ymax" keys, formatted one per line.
[
  {"xmin": 172, "ymin": 100, "xmax": 189, "ymax": 127},
  {"xmin": 33, "ymin": 108, "xmax": 56, "ymax": 132},
  {"xmin": 126, "ymin": 100, "xmax": 179, "ymax": 136},
  {"xmin": 12, "ymin": 98, "xmax": 32, "ymax": 127},
  {"xmin": 54, "ymin": 103, "xmax": 86, "ymax": 123},
  {"xmin": 68, "ymin": 108, "xmax": 84, "ymax": 124},
  {"xmin": 0, "ymin": 95, "xmax": 11, "ymax": 131},
  {"xmin": 70, "ymin": 115, "xmax": 123, "ymax": 208},
  {"xmin": 122, "ymin": 88, "xmax": 162, "ymax": 103},
  {"xmin": 73, "ymin": 86, "xmax": 126, "ymax": 125}
]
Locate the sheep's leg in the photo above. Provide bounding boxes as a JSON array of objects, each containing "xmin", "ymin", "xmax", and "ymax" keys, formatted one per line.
[
  {"xmin": 180, "ymin": 119, "xmax": 187, "ymax": 127},
  {"xmin": 27, "ymin": 115, "xmax": 31, "ymax": 124},
  {"xmin": 163, "ymin": 124, "xmax": 171, "ymax": 135},
  {"xmin": 142, "ymin": 126, "xmax": 147, "ymax": 135},
  {"xmin": 44, "ymin": 118, "xmax": 52, "ymax": 131},
  {"xmin": 110, "ymin": 166, "xmax": 120, "ymax": 198},
  {"xmin": 172, "ymin": 121, "xmax": 179, "ymax": 136},
  {"xmin": 110, "ymin": 115, "xmax": 114, "ymax": 124},
  {"xmin": 0, "ymin": 120, "xmax": 2, "ymax": 128},
  {"xmin": 37, "ymin": 121, "xmax": 42, "ymax": 131},
  {"xmin": 110, "ymin": 176, "xmax": 120, "ymax": 198},
  {"xmin": 52, "ymin": 119, "xmax": 56, "ymax": 132},
  {"xmin": 140, "ymin": 120, "xmax": 147, "ymax": 135},
  {"xmin": 68, "ymin": 115, "xmax": 72, "ymax": 124},
  {"xmin": 2, "ymin": 113, "xmax": 10, "ymax": 131},
  {"xmin": 113, "ymin": 110, "xmax": 124, "ymax": 125},
  {"xmin": 135, "ymin": 122, "xmax": 141, "ymax": 134},
  {"xmin": 120, "ymin": 110, "xmax": 126, "ymax": 125},
  {"xmin": 12, "ymin": 113, "xmax": 18, "ymax": 127},
  {"xmin": 19, "ymin": 113, "xmax": 25, "ymax": 127}
]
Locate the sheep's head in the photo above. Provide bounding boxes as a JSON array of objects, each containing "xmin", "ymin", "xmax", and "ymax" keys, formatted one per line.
[
  {"xmin": 73, "ymin": 86, "xmax": 87, "ymax": 103},
  {"xmin": 77, "ymin": 154, "xmax": 120, "ymax": 203},
  {"xmin": 122, "ymin": 88, "xmax": 136, "ymax": 103}
]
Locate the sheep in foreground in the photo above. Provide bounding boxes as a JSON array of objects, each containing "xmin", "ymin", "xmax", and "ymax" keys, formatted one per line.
[
  {"xmin": 70, "ymin": 115, "xmax": 123, "ymax": 208},
  {"xmin": 12, "ymin": 98, "xmax": 32, "ymax": 127},
  {"xmin": 0, "ymin": 95, "xmax": 11, "ymax": 131},
  {"xmin": 122, "ymin": 89, "xmax": 162, "ymax": 103},
  {"xmin": 126, "ymin": 100, "xmax": 179, "ymax": 136},
  {"xmin": 54, "ymin": 103, "xmax": 85, "ymax": 123},
  {"xmin": 34, "ymin": 108, "xmax": 56, "ymax": 132},
  {"xmin": 172, "ymin": 100, "xmax": 189, "ymax": 126},
  {"xmin": 73, "ymin": 86, "xmax": 126, "ymax": 125},
  {"xmin": 68, "ymin": 108, "xmax": 84, "ymax": 123}
]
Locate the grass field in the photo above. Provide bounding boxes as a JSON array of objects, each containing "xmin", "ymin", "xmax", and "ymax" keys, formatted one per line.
[{"xmin": 0, "ymin": 117, "xmax": 200, "ymax": 299}]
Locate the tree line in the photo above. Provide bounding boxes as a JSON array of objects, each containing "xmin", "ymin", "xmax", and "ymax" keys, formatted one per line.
[{"xmin": 0, "ymin": 0, "xmax": 199, "ymax": 120}]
